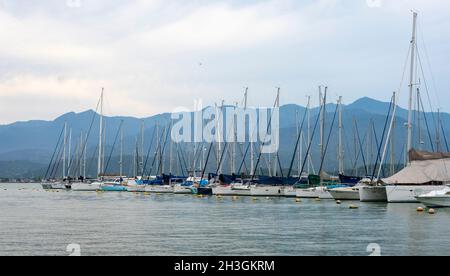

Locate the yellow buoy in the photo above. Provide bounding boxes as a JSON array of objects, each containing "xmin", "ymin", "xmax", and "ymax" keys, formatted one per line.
[
  {"xmin": 295, "ymin": 198, "xmax": 302, "ymax": 203},
  {"xmin": 417, "ymin": 207, "xmax": 425, "ymax": 212},
  {"xmin": 232, "ymin": 196, "xmax": 238, "ymax": 201},
  {"xmin": 349, "ymin": 204, "xmax": 359, "ymax": 209},
  {"xmin": 315, "ymin": 198, "xmax": 321, "ymax": 202},
  {"xmin": 429, "ymin": 208, "xmax": 436, "ymax": 215},
  {"xmin": 252, "ymin": 197, "xmax": 258, "ymax": 201}
]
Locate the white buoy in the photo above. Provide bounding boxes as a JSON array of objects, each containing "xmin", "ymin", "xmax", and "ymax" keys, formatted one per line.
[
  {"xmin": 429, "ymin": 208, "xmax": 436, "ymax": 215},
  {"xmin": 349, "ymin": 204, "xmax": 359, "ymax": 209},
  {"xmin": 417, "ymin": 207, "xmax": 424, "ymax": 212}
]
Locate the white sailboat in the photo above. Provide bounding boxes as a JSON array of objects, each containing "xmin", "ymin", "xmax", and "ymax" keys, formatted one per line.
[
  {"xmin": 373, "ymin": 13, "xmax": 449, "ymax": 203},
  {"xmin": 328, "ymin": 184, "xmax": 362, "ymax": 201},
  {"xmin": 42, "ymin": 182, "xmax": 67, "ymax": 190},
  {"xmin": 296, "ymin": 185, "xmax": 332, "ymax": 199},
  {"xmin": 72, "ymin": 89, "xmax": 105, "ymax": 192},
  {"xmin": 71, "ymin": 182, "xmax": 101, "ymax": 192},
  {"xmin": 359, "ymin": 178, "xmax": 387, "ymax": 202},
  {"xmin": 144, "ymin": 184, "xmax": 174, "ymax": 193},
  {"xmin": 250, "ymin": 185, "xmax": 283, "ymax": 197},
  {"xmin": 42, "ymin": 122, "xmax": 70, "ymax": 190},
  {"xmin": 383, "ymin": 151, "xmax": 450, "ymax": 202}
]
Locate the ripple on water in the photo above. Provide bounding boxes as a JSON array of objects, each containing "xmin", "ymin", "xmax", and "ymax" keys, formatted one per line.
[{"xmin": 0, "ymin": 183, "xmax": 449, "ymax": 256}]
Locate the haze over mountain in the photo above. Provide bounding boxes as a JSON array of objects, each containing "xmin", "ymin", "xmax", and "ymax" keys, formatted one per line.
[{"xmin": 0, "ymin": 97, "xmax": 448, "ymax": 179}]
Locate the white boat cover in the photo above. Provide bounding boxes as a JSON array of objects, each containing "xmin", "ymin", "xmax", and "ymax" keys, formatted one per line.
[{"xmin": 383, "ymin": 150, "xmax": 450, "ymax": 185}]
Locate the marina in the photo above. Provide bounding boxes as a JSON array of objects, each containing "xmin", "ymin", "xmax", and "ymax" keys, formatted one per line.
[{"xmin": 1, "ymin": 1, "xmax": 450, "ymax": 258}]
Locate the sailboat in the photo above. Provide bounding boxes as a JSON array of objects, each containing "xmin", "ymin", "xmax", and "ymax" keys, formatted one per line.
[
  {"xmin": 357, "ymin": 93, "xmax": 397, "ymax": 202},
  {"xmin": 72, "ymin": 89, "xmax": 105, "ymax": 192},
  {"xmin": 297, "ymin": 89, "xmax": 343, "ymax": 199},
  {"xmin": 248, "ymin": 89, "xmax": 286, "ymax": 197},
  {"xmin": 381, "ymin": 13, "xmax": 449, "ymax": 203},
  {"xmin": 384, "ymin": 150, "xmax": 450, "ymax": 202},
  {"xmin": 41, "ymin": 123, "xmax": 71, "ymax": 190}
]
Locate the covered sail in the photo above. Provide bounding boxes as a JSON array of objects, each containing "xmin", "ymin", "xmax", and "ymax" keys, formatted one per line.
[{"xmin": 382, "ymin": 149, "xmax": 450, "ymax": 185}]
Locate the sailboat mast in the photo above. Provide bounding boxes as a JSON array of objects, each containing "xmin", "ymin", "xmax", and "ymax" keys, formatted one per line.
[
  {"xmin": 338, "ymin": 96, "xmax": 344, "ymax": 174},
  {"xmin": 407, "ymin": 12, "xmax": 418, "ymax": 162},
  {"xmin": 296, "ymin": 110, "xmax": 300, "ymax": 176},
  {"xmin": 274, "ymin": 88, "xmax": 280, "ymax": 176},
  {"xmin": 169, "ymin": 122, "xmax": 173, "ymax": 174},
  {"xmin": 306, "ymin": 96, "xmax": 311, "ymax": 174},
  {"xmin": 63, "ymin": 122, "xmax": 67, "ymax": 179},
  {"xmin": 141, "ymin": 120, "xmax": 144, "ymax": 176},
  {"xmin": 83, "ymin": 132, "xmax": 87, "ymax": 178},
  {"xmin": 78, "ymin": 130, "xmax": 82, "ymax": 177},
  {"xmin": 390, "ymin": 92, "xmax": 396, "ymax": 176},
  {"xmin": 437, "ymin": 109, "xmax": 442, "ymax": 152},
  {"xmin": 320, "ymin": 87, "xmax": 327, "ymax": 181},
  {"xmin": 67, "ymin": 128, "xmax": 72, "ymax": 177},
  {"xmin": 120, "ymin": 121, "xmax": 124, "ymax": 177},
  {"xmin": 232, "ymin": 101, "xmax": 238, "ymax": 174},
  {"xmin": 97, "ymin": 88, "xmax": 104, "ymax": 177},
  {"xmin": 245, "ymin": 88, "xmax": 254, "ymax": 177}
]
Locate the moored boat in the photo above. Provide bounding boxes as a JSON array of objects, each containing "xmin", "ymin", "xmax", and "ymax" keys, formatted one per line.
[
  {"xmin": 358, "ymin": 178, "xmax": 387, "ymax": 202},
  {"xmin": 415, "ymin": 186, "xmax": 450, "ymax": 208},
  {"xmin": 41, "ymin": 182, "xmax": 67, "ymax": 190},
  {"xmin": 383, "ymin": 150, "xmax": 450, "ymax": 203},
  {"xmin": 144, "ymin": 185, "xmax": 173, "ymax": 193},
  {"xmin": 71, "ymin": 182, "xmax": 101, "ymax": 192},
  {"xmin": 282, "ymin": 186, "xmax": 297, "ymax": 197},
  {"xmin": 100, "ymin": 178, "xmax": 128, "ymax": 192},
  {"xmin": 174, "ymin": 183, "xmax": 193, "ymax": 194},
  {"xmin": 328, "ymin": 185, "xmax": 361, "ymax": 200},
  {"xmin": 250, "ymin": 185, "xmax": 283, "ymax": 197}
]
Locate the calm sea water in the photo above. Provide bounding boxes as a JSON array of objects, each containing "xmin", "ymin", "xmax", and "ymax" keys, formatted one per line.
[{"xmin": 0, "ymin": 183, "xmax": 449, "ymax": 256}]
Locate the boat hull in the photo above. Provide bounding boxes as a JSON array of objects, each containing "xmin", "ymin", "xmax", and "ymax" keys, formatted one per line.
[
  {"xmin": 250, "ymin": 186, "xmax": 283, "ymax": 197},
  {"xmin": 213, "ymin": 186, "xmax": 236, "ymax": 196},
  {"xmin": 144, "ymin": 185, "xmax": 173, "ymax": 193},
  {"xmin": 386, "ymin": 185, "xmax": 447, "ymax": 203},
  {"xmin": 296, "ymin": 186, "xmax": 332, "ymax": 199},
  {"xmin": 126, "ymin": 185, "xmax": 146, "ymax": 192},
  {"xmin": 359, "ymin": 186, "xmax": 387, "ymax": 202},
  {"xmin": 282, "ymin": 187, "xmax": 297, "ymax": 198},
  {"xmin": 193, "ymin": 187, "xmax": 213, "ymax": 196},
  {"xmin": 71, "ymin": 183, "xmax": 101, "ymax": 192},
  {"xmin": 173, "ymin": 185, "xmax": 192, "ymax": 194},
  {"xmin": 415, "ymin": 196, "xmax": 450, "ymax": 208},
  {"xmin": 328, "ymin": 188, "xmax": 360, "ymax": 200},
  {"xmin": 41, "ymin": 183, "xmax": 67, "ymax": 190},
  {"xmin": 317, "ymin": 187, "xmax": 334, "ymax": 199},
  {"xmin": 296, "ymin": 188, "xmax": 320, "ymax": 198},
  {"xmin": 100, "ymin": 185, "xmax": 128, "ymax": 192}
]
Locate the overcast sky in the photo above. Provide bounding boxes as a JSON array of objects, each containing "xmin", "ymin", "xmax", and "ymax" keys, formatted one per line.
[{"xmin": 0, "ymin": 0, "xmax": 449, "ymax": 124}]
